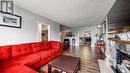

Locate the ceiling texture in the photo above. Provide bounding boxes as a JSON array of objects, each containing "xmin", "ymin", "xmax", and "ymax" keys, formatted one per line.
[{"xmin": 15, "ymin": 0, "xmax": 116, "ymax": 27}]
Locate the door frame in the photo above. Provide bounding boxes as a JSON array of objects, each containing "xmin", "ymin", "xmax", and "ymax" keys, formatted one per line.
[{"xmin": 37, "ymin": 22, "xmax": 50, "ymax": 42}]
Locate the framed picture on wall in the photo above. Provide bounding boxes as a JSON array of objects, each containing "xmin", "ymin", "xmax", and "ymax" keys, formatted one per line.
[
  {"xmin": 97, "ymin": 24, "xmax": 103, "ymax": 34},
  {"xmin": 1, "ymin": 1, "xmax": 15, "ymax": 14},
  {"xmin": 102, "ymin": 21, "xmax": 106, "ymax": 34},
  {"xmin": 0, "ymin": 11, "xmax": 22, "ymax": 28},
  {"xmin": 66, "ymin": 32, "xmax": 72, "ymax": 37}
]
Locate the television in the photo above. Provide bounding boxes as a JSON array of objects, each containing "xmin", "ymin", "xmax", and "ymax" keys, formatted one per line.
[{"xmin": 107, "ymin": 0, "xmax": 130, "ymax": 31}]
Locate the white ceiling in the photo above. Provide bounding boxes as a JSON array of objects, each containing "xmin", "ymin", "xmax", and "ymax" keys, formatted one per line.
[{"xmin": 15, "ymin": 0, "xmax": 116, "ymax": 27}]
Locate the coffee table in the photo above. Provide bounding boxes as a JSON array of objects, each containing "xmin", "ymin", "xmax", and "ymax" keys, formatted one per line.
[{"xmin": 48, "ymin": 55, "xmax": 80, "ymax": 73}]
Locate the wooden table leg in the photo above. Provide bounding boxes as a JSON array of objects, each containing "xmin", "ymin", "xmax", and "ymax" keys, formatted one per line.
[
  {"xmin": 74, "ymin": 60, "xmax": 80, "ymax": 73},
  {"xmin": 95, "ymin": 47, "xmax": 99, "ymax": 60},
  {"xmin": 78, "ymin": 60, "xmax": 80, "ymax": 70},
  {"xmin": 48, "ymin": 64, "xmax": 52, "ymax": 73},
  {"xmin": 61, "ymin": 71, "xmax": 63, "ymax": 73}
]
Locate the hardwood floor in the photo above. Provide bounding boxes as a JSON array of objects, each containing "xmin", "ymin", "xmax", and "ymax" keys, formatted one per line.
[
  {"xmin": 38, "ymin": 45, "xmax": 100, "ymax": 73},
  {"xmin": 63, "ymin": 46, "xmax": 100, "ymax": 73}
]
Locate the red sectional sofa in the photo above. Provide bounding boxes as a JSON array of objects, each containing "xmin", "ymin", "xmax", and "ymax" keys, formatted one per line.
[{"xmin": 0, "ymin": 41, "xmax": 62, "ymax": 73}]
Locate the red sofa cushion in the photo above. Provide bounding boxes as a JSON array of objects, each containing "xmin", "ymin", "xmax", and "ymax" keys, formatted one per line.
[
  {"xmin": 12, "ymin": 43, "xmax": 33, "ymax": 58},
  {"xmin": 40, "ymin": 43, "xmax": 45, "ymax": 50},
  {"xmin": 51, "ymin": 41, "xmax": 61, "ymax": 49},
  {"xmin": 47, "ymin": 48, "xmax": 60, "ymax": 55},
  {"xmin": 1, "ymin": 65, "xmax": 38, "ymax": 73},
  {"xmin": 0, "ymin": 45, "xmax": 12, "ymax": 61},
  {"xmin": 31, "ymin": 51, "xmax": 61, "ymax": 69},
  {"xmin": 34, "ymin": 51, "xmax": 51, "ymax": 60},
  {"xmin": 43, "ymin": 41, "xmax": 52, "ymax": 50},
  {"xmin": 13, "ymin": 54, "xmax": 40, "ymax": 66},
  {"xmin": 0, "ymin": 60, "xmax": 19, "ymax": 71},
  {"xmin": 31, "ymin": 42, "xmax": 42, "ymax": 53}
]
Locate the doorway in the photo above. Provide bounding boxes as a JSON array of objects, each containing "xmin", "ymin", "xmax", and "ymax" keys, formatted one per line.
[
  {"xmin": 42, "ymin": 25, "xmax": 49, "ymax": 42},
  {"xmin": 79, "ymin": 32, "xmax": 91, "ymax": 46},
  {"xmin": 37, "ymin": 23, "xmax": 50, "ymax": 42}
]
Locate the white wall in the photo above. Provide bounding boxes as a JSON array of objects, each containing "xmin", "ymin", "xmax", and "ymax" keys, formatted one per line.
[
  {"xmin": 50, "ymin": 23, "xmax": 60, "ymax": 41},
  {"xmin": 0, "ymin": 6, "xmax": 60, "ymax": 46},
  {"xmin": 72, "ymin": 26, "xmax": 98, "ymax": 47}
]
